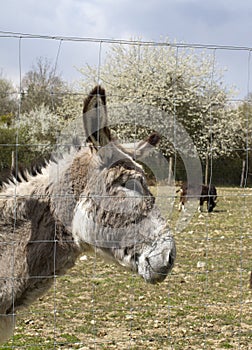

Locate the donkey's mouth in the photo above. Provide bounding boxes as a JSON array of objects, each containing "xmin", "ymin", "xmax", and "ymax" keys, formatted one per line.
[
  {"xmin": 137, "ymin": 233, "xmax": 176, "ymax": 284},
  {"xmin": 141, "ymin": 256, "xmax": 173, "ymax": 284}
]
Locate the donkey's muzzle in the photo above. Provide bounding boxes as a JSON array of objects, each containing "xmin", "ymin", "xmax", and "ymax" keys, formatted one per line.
[{"xmin": 137, "ymin": 232, "xmax": 176, "ymax": 284}]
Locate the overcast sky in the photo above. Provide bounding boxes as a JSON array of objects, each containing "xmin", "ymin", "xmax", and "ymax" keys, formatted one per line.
[{"xmin": 1, "ymin": 0, "xmax": 252, "ymax": 99}]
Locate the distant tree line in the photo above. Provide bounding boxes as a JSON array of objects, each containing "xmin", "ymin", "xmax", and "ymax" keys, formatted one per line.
[
  {"xmin": 79, "ymin": 42, "xmax": 251, "ymax": 186},
  {"xmin": 0, "ymin": 57, "xmax": 82, "ymax": 183},
  {"xmin": 1, "ymin": 46, "xmax": 251, "ymax": 186}
]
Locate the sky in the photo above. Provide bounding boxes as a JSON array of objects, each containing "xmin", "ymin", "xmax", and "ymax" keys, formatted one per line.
[{"xmin": 1, "ymin": 0, "xmax": 252, "ymax": 99}]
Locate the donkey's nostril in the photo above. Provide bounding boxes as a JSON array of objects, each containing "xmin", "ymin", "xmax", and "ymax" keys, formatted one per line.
[
  {"xmin": 124, "ymin": 247, "xmax": 130, "ymax": 255},
  {"xmin": 168, "ymin": 253, "xmax": 174, "ymax": 267},
  {"xmin": 131, "ymin": 253, "xmax": 140, "ymax": 264}
]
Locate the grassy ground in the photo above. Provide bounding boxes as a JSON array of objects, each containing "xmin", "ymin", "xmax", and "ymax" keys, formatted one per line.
[{"xmin": 2, "ymin": 187, "xmax": 252, "ymax": 349}]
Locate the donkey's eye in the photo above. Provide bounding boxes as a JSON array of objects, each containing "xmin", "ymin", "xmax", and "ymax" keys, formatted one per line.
[{"xmin": 122, "ymin": 179, "xmax": 143, "ymax": 194}]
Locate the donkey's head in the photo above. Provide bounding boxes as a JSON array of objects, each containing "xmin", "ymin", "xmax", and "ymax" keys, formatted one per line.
[{"xmin": 71, "ymin": 86, "xmax": 176, "ymax": 284}]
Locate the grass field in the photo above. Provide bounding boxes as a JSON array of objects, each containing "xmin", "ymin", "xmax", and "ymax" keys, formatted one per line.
[{"xmin": 3, "ymin": 187, "xmax": 252, "ymax": 349}]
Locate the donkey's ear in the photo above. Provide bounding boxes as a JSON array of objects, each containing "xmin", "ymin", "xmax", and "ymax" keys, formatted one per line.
[
  {"xmin": 138, "ymin": 132, "xmax": 160, "ymax": 150},
  {"xmin": 123, "ymin": 132, "xmax": 160, "ymax": 160},
  {"xmin": 83, "ymin": 86, "xmax": 112, "ymax": 147}
]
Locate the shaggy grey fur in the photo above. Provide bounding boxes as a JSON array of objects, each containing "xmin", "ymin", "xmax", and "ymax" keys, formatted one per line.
[{"xmin": 0, "ymin": 86, "xmax": 176, "ymax": 344}]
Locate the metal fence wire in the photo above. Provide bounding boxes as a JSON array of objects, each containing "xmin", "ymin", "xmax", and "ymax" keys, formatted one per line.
[{"xmin": 0, "ymin": 31, "xmax": 252, "ymax": 349}]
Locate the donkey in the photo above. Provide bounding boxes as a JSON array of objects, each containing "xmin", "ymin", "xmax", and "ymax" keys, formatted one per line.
[{"xmin": 0, "ymin": 86, "xmax": 176, "ymax": 344}]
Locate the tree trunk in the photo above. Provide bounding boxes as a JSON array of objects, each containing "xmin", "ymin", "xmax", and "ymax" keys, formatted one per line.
[
  {"xmin": 240, "ymin": 159, "xmax": 246, "ymax": 187},
  {"xmin": 168, "ymin": 156, "xmax": 173, "ymax": 185},
  {"xmin": 204, "ymin": 155, "xmax": 209, "ymax": 185},
  {"xmin": 11, "ymin": 150, "xmax": 15, "ymax": 171}
]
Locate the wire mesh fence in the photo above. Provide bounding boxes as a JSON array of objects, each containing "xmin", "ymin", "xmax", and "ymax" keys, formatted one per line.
[{"xmin": 0, "ymin": 31, "xmax": 252, "ymax": 349}]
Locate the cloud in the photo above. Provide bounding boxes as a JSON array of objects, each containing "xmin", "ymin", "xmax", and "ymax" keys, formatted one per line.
[
  {"xmin": 0, "ymin": 0, "xmax": 252, "ymax": 97},
  {"xmin": 174, "ymin": 2, "xmax": 234, "ymax": 27}
]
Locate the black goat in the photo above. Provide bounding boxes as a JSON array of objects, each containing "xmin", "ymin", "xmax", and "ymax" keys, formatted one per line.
[{"xmin": 178, "ymin": 183, "xmax": 217, "ymax": 212}]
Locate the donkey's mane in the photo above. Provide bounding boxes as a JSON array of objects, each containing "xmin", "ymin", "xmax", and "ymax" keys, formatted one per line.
[{"xmin": 1, "ymin": 142, "xmax": 82, "ymax": 190}]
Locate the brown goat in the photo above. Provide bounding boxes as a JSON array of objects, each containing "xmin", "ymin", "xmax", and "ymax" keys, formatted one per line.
[
  {"xmin": 178, "ymin": 183, "xmax": 217, "ymax": 212},
  {"xmin": 177, "ymin": 183, "xmax": 217, "ymax": 213}
]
